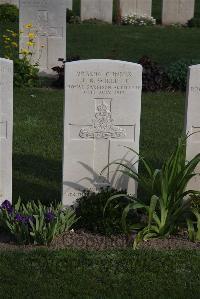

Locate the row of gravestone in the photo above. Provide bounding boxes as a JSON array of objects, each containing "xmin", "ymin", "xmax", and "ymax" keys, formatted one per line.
[
  {"xmin": 0, "ymin": 0, "xmax": 196, "ymax": 25},
  {"xmin": 0, "ymin": 57, "xmax": 199, "ymax": 205},
  {"xmin": 17, "ymin": 0, "xmax": 196, "ymax": 77}
]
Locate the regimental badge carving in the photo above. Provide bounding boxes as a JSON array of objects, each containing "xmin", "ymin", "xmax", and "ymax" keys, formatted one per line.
[{"xmin": 79, "ymin": 102, "xmax": 126, "ymax": 139}]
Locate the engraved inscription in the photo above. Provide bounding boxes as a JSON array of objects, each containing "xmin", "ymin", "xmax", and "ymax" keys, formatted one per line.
[
  {"xmin": 67, "ymin": 71, "xmax": 142, "ymax": 97},
  {"xmin": 79, "ymin": 102, "xmax": 126, "ymax": 139},
  {"xmin": 37, "ymin": 10, "xmax": 48, "ymax": 34},
  {"xmin": 21, "ymin": 0, "xmax": 48, "ymax": 7},
  {"xmin": 191, "ymin": 86, "xmax": 200, "ymax": 93}
]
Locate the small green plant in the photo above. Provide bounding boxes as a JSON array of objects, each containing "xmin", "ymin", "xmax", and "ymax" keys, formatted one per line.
[
  {"xmin": 188, "ymin": 17, "xmax": 200, "ymax": 28},
  {"xmin": 75, "ymin": 188, "xmax": 138, "ymax": 235},
  {"xmin": 167, "ymin": 59, "xmax": 200, "ymax": 91},
  {"xmin": 2, "ymin": 24, "xmax": 44, "ymax": 87},
  {"xmin": 0, "ymin": 4, "xmax": 18, "ymax": 22},
  {"xmin": 187, "ymin": 208, "xmax": 200, "ymax": 242},
  {"xmin": 121, "ymin": 14, "xmax": 156, "ymax": 26},
  {"xmin": 14, "ymin": 58, "xmax": 39, "ymax": 87},
  {"xmin": 104, "ymin": 136, "xmax": 200, "ymax": 248},
  {"xmin": 138, "ymin": 56, "xmax": 169, "ymax": 92},
  {"xmin": 67, "ymin": 8, "xmax": 81, "ymax": 24},
  {"xmin": 0, "ymin": 199, "xmax": 77, "ymax": 245}
]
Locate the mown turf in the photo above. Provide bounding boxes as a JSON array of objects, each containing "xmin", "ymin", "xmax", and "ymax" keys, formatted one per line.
[
  {"xmin": 67, "ymin": 24, "xmax": 200, "ymax": 66},
  {"xmin": 0, "ymin": 249, "xmax": 199, "ymax": 299},
  {"xmin": 13, "ymin": 89, "xmax": 185, "ymax": 204},
  {"xmin": 13, "ymin": 88, "xmax": 63, "ymax": 204}
]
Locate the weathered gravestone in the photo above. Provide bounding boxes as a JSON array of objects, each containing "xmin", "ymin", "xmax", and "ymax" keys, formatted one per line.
[
  {"xmin": 19, "ymin": 0, "xmax": 67, "ymax": 75},
  {"xmin": 120, "ymin": 0, "xmax": 152, "ymax": 17},
  {"xmin": 162, "ymin": 0, "xmax": 195, "ymax": 25},
  {"xmin": 63, "ymin": 59, "xmax": 142, "ymax": 205},
  {"xmin": 185, "ymin": 65, "xmax": 200, "ymax": 191},
  {"xmin": 81, "ymin": 0, "xmax": 113, "ymax": 23},
  {"xmin": 0, "ymin": 59, "xmax": 13, "ymax": 204}
]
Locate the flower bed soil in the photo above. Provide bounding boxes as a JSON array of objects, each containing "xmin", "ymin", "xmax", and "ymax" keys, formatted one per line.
[{"xmin": 0, "ymin": 230, "xmax": 200, "ymax": 251}]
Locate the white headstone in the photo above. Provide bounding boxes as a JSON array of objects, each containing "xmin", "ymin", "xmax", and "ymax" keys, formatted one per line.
[
  {"xmin": 81, "ymin": 0, "xmax": 113, "ymax": 23},
  {"xmin": 185, "ymin": 65, "xmax": 200, "ymax": 191},
  {"xmin": 66, "ymin": 0, "xmax": 72, "ymax": 10},
  {"xmin": 120, "ymin": 0, "xmax": 152, "ymax": 17},
  {"xmin": 0, "ymin": 0, "xmax": 19, "ymax": 6},
  {"xmin": 19, "ymin": 0, "xmax": 67, "ymax": 75},
  {"xmin": 162, "ymin": 0, "xmax": 195, "ymax": 25},
  {"xmin": 63, "ymin": 59, "xmax": 142, "ymax": 205},
  {"xmin": 0, "ymin": 59, "xmax": 13, "ymax": 203}
]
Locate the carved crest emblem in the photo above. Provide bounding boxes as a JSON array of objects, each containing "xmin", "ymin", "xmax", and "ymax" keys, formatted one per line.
[{"xmin": 79, "ymin": 102, "xmax": 126, "ymax": 139}]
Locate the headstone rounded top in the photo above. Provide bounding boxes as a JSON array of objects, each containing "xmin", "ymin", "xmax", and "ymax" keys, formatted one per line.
[
  {"xmin": 0, "ymin": 58, "xmax": 13, "ymax": 64},
  {"xmin": 189, "ymin": 64, "xmax": 200, "ymax": 70},
  {"xmin": 65, "ymin": 59, "xmax": 142, "ymax": 70}
]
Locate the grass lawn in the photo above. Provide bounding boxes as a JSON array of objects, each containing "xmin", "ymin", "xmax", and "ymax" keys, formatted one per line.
[
  {"xmin": 67, "ymin": 24, "xmax": 200, "ymax": 66},
  {"xmin": 0, "ymin": 248, "xmax": 200, "ymax": 298}
]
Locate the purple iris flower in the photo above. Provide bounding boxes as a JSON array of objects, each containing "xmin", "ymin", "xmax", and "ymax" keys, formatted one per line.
[
  {"xmin": 14, "ymin": 213, "xmax": 25, "ymax": 223},
  {"xmin": 45, "ymin": 211, "xmax": 55, "ymax": 223},
  {"xmin": 14, "ymin": 214, "xmax": 33, "ymax": 225},
  {"xmin": 1, "ymin": 200, "xmax": 13, "ymax": 214}
]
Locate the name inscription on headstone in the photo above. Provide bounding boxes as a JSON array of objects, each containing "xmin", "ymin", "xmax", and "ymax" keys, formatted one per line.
[{"xmin": 66, "ymin": 71, "xmax": 141, "ymax": 97}]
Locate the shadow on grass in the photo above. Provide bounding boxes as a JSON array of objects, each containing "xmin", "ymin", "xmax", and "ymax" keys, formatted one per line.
[{"xmin": 13, "ymin": 153, "xmax": 62, "ymax": 205}]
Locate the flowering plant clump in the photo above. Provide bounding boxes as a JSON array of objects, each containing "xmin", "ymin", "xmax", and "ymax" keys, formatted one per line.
[
  {"xmin": 121, "ymin": 14, "xmax": 156, "ymax": 26},
  {"xmin": 2, "ymin": 23, "xmax": 45, "ymax": 87},
  {"xmin": 0, "ymin": 199, "xmax": 77, "ymax": 245}
]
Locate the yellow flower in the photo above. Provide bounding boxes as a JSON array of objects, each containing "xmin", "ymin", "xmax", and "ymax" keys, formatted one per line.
[
  {"xmin": 20, "ymin": 48, "xmax": 31, "ymax": 55},
  {"xmin": 24, "ymin": 23, "xmax": 33, "ymax": 29},
  {"xmin": 26, "ymin": 41, "xmax": 34, "ymax": 47},
  {"xmin": 12, "ymin": 32, "xmax": 18, "ymax": 37},
  {"xmin": 11, "ymin": 42, "xmax": 18, "ymax": 48},
  {"xmin": 28, "ymin": 32, "xmax": 36, "ymax": 39}
]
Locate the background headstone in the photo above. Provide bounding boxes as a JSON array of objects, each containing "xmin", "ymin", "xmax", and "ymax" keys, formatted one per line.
[
  {"xmin": 19, "ymin": 0, "xmax": 67, "ymax": 75},
  {"xmin": 185, "ymin": 64, "xmax": 200, "ymax": 191},
  {"xmin": 0, "ymin": 58, "xmax": 13, "ymax": 204},
  {"xmin": 66, "ymin": 0, "xmax": 72, "ymax": 10},
  {"xmin": 120, "ymin": 0, "xmax": 152, "ymax": 17},
  {"xmin": 162, "ymin": 0, "xmax": 195, "ymax": 25},
  {"xmin": 63, "ymin": 59, "xmax": 142, "ymax": 205},
  {"xmin": 81, "ymin": 0, "xmax": 113, "ymax": 23},
  {"xmin": 0, "ymin": 0, "xmax": 19, "ymax": 6}
]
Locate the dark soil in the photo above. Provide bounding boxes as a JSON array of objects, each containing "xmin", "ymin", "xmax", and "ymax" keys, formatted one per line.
[
  {"xmin": 140, "ymin": 232, "xmax": 200, "ymax": 250},
  {"xmin": 0, "ymin": 230, "xmax": 199, "ymax": 251}
]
